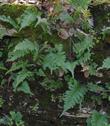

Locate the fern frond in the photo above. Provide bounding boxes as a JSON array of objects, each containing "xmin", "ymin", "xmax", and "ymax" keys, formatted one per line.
[
  {"xmin": 73, "ymin": 36, "xmax": 94, "ymax": 64},
  {"xmin": 43, "ymin": 44, "xmax": 66, "ymax": 72},
  {"xmin": 6, "ymin": 61, "xmax": 28, "ymax": 74},
  {"xmin": 63, "ymin": 79, "xmax": 87, "ymax": 113},
  {"xmin": 17, "ymin": 81, "xmax": 33, "ymax": 95},
  {"xmin": 87, "ymin": 111, "xmax": 109, "ymax": 126},
  {"xmin": 70, "ymin": 0, "xmax": 91, "ymax": 9},
  {"xmin": 18, "ymin": 8, "xmax": 38, "ymax": 30},
  {"xmin": 9, "ymin": 39, "xmax": 39, "ymax": 61},
  {"xmin": 13, "ymin": 69, "xmax": 33, "ymax": 90},
  {"xmin": 0, "ymin": 15, "xmax": 18, "ymax": 29},
  {"xmin": 74, "ymin": 36, "xmax": 93, "ymax": 55},
  {"xmin": 100, "ymin": 57, "xmax": 110, "ymax": 70},
  {"xmin": 8, "ymin": 50, "xmax": 28, "ymax": 61},
  {"xmin": 14, "ymin": 39, "xmax": 38, "ymax": 52},
  {"xmin": 87, "ymin": 83, "xmax": 104, "ymax": 93}
]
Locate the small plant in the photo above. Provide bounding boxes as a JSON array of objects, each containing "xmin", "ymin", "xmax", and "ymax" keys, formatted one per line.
[
  {"xmin": 0, "ymin": 111, "xmax": 25, "ymax": 126},
  {"xmin": 87, "ymin": 111, "xmax": 110, "ymax": 126}
]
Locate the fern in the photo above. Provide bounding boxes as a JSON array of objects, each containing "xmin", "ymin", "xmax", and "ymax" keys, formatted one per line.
[
  {"xmin": 9, "ymin": 50, "xmax": 28, "ymax": 61},
  {"xmin": 35, "ymin": 16, "xmax": 50, "ymax": 33},
  {"xmin": 13, "ymin": 69, "xmax": 33, "ymax": 91},
  {"xmin": 63, "ymin": 79, "xmax": 87, "ymax": 114},
  {"xmin": 18, "ymin": 8, "xmax": 38, "ymax": 30},
  {"xmin": 0, "ymin": 15, "xmax": 18, "ymax": 29},
  {"xmin": 70, "ymin": 0, "xmax": 91, "ymax": 9},
  {"xmin": 87, "ymin": 83, "xmax": 104, "ymax": 93},
  {"xmin": 87, "ymin": 111, "xmax": 109, "ymax": 126},
  {"xmin": 73, "ymin": 36, "xmax": 93, "ymax": 55},
  {"xmin": 8, "ymin": 39, "xmax": 39, "ymax": 61},
  {"xmin": 17, "ymin": 81, "xmax": 33, "ymax": 95},
  {"xmin": 14, "ymin": 39, "xmax": 38, "ymax": 52},
  {"xmin": 0, "ymin": 27, "xmax": 7, "ymax": 39},
  {"xmin": 73, "ymin": 36, "xmax": 94, "ymax": 63},
  {"xmin": 43, "ymin": 44, "xmax": 66, "ymax": 73},
  {"xmin": 6, "ymin": 61, "xmax": 28, "ymax": 74},
  {"xmin": 100, "ymin": 57, "xmax": 110, "ymax": 69}
]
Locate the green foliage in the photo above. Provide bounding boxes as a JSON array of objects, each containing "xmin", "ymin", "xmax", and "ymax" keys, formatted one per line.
[
  {"xmin": 0, "ymin": 15, "xmax": 18, "ymax": 29},
  {"xmin": 8, "ymin": 39, "xmax": 39, "ymax": 61},
  {"xmin": 0, "ymin": 1, "xmax": 109, "ymax": 125},
  {"xmin": 17, "ymin": 81, "xmax": 33, "ymax": 95},
  {"xmin": 18, "ymin": 8, "xmax": 38, "ymax": 30},
  {"xmin": 70, "ymin": 0, "xmax": 91, "ymax": 9},
  {"xmin": 13, "ymin": 69, "xmax": 33, "ymax": 95},
  {"xmin": 35, "ymin": 16, "xmax": 50, "ymax": 33},
  {"xmin": 0, "ymin": 111, "xmax": 24, "ymax": 126},
  {"xmin": 87, "ymin": 83, "xmax": 104, "ymax": 93},
  {"xmin": 63, "ymin": 79, "xmax": 87, "ymax": 114},
  {"xmin": 6, "ymin": 61, "xmax": 28, "ymax": 74},
  {"xmin": 43, "ymin": 44, "xmax": 66, "ymax": 73},
  {"xmin": 73, "ymin": 36, "xmax": 94, "ymax": 63},
  {"xmin": 0, "ymin": 27, "xmax": 7, "ymax": 39},
  {"xmin": 100, "ymin": 57, "xmax": 110, "ymax": 69},
  {"xmin": 87, "ymin": 111, "xmax": 109, "ymax": 126}
]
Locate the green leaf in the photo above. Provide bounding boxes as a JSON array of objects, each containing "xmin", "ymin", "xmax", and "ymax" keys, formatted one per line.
[
  {"xmin": 101, "ymin": 57, "xmax": 110, "ymax": 69},
  {"xmin": 8, "ymin": 50, "xmax": 28, "ymax": 61},
  {"xmin": 63, "ymin": 61, "xmax": 78, "ymax": 77},
  {"xmin": 10, "ymin": 111, "xmax": 22, "ymax": 122},
  {"xmin": 73, "ymin": 36, "xmax": 93, "ymax": 55},
  {"xmin": 6, "ymin": 61, "xmax": 28, "ymax": 74},
  {"xmin": 14, "ymin": 39, "xmax": 38, "ymax": 52},
  {"xmin": 0, "ymin": 62, "xmax": 7, "ymax": 71},
  {"xmin": 8, "ymin": 39, "xmax": 39, "ymax": 61},
  {"xmin": 0, "ymin": 27, "xmax": 7, "ymax": 39},
  {"xmin": 17, "ymin": 81, "xmax": 33, "ymax": 95},
  {"xmin": 13, "ymin": 69, "xmax": 33, "ymax": 90},
  {"xmin": 59, "ymin": 12, "xmax": 73, "ymax": 23},
  {"xmin": 19, "ymin": 8, "xmax": 38, "ymax": 30},
  {"xmin": 43, "ymin": 44, "xmax": 66, "ymax": 72},
  {"xmin": 87, "ymin": 110, "xmax": 109, "ymax": 126},
  {"xmin": 63, "ymin": 79, "xmax": 87, "ymax": 114},
  {"xmin": 87, "ymin": 83, "xmax": 104, "ymax": 93},
  {"xmin": 70, "ymin": 0, "xmax": 91, "ymax": 9},
  {"xmin": 73, "ymin": 36, "xmax": 94, "ymax": 63},
  {"xmin": 0, "ymin": 15, "xmax": 18, "ymax": 29},
  {"xmin": 35, "ymin": 16, "xmax": 50, "ymax": 33}
]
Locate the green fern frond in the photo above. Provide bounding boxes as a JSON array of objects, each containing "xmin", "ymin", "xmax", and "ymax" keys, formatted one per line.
[
  {"xmin": 6, "ymin": 61, "xmax": 28, "ymax": 74},
  {"xmin": 8, "ymin": 39, "xmax": 39, "ymax": 61},
  {"xmin": 43, "ymin": 44, "xmax": 66, "ymax": 72},
  {"xmin": 14, "ymin": 39, "xmax": 38, "ymax": 52},
  {"xmin": 70, "ymin": 0, "xmax": 91, "ymax": 9},
  {"xmin": 0, "ymin": 15, "xmax": 18, "ymax": 29},
  {"xmin": 87, "ymin": 83, "xmax": 104, "ymax": 93},
  {"xmin": 87, "ymin": 111, "xmax": 109, "ymax": 126},
  {"xmin": 35, "ymin": 16, "xmax": 50, "ymax": 33},
  {"xmin": 18, "ymin": 8, "xmax": 38, "ymax": 30},
  {"xmin": 73, "ymin": 36, "xmax": 94, "ymax": 64},
  {"xmin": 9, "ymin": 50, "xmax": 28, "ymax": 61},
  {"xmin": 17, "ymin": 81, "xmax": 33, "ymax": 95},
  {"xmin": 73, "ymin": 36, "xmax": 93, "ymax": 55},
  {"xmin": 63, "ymin": 79, "xmax": 87, "ymax": 114},
  {"xmin": 100, "ymin": 57, "xmax": 110, "ymax": 70},
  {"xmin": 13, "ymin": 69, "xmax": 33, "ymax": 90}
]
